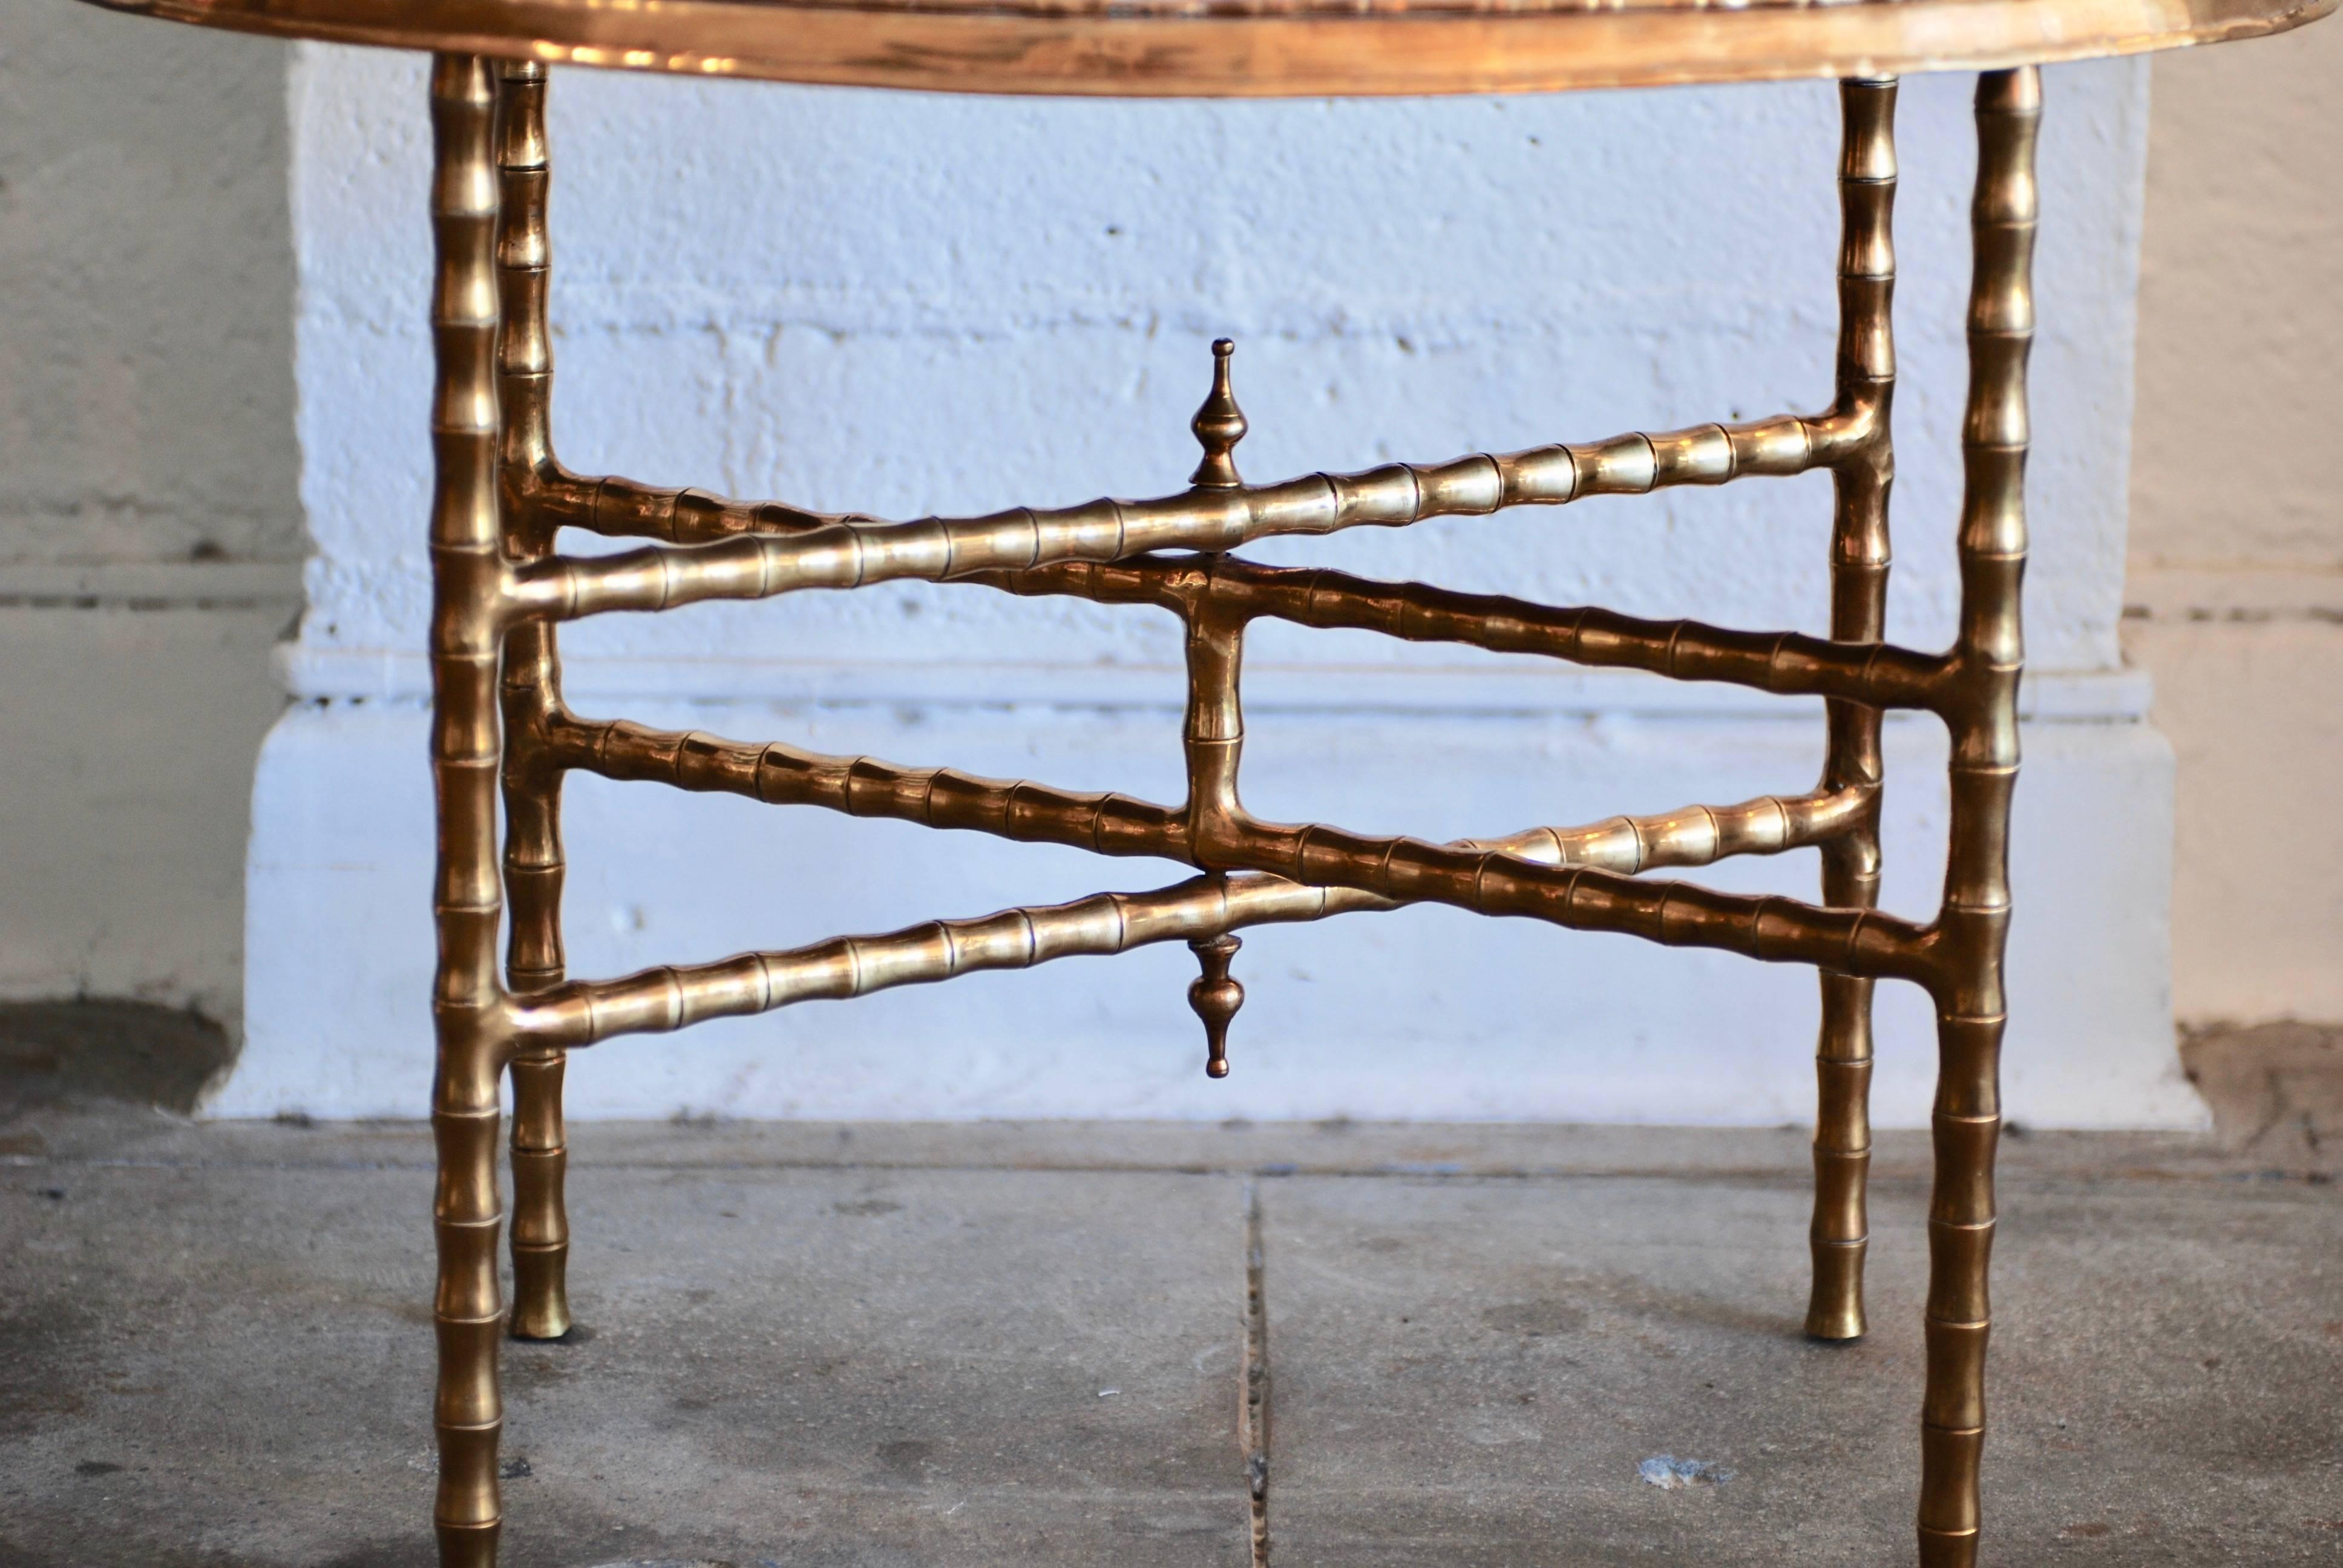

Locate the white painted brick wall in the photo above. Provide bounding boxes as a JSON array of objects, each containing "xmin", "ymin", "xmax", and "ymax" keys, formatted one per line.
[{"xmin": 232, "ymin": 51, "xmax": 2196, "ymax": 1126}]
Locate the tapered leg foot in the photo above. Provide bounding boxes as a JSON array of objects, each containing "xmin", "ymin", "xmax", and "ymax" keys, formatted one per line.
[
  {"xmin": 1917, "ymin": 1526, "xmax": 1979, "ymax": 1568},
  {"xmin": 508, "ymin": 1052, "xmax": 571, "ymax": 1341},
  {"xmin": 436, "ymin": 1520, "xmax": 502, "ymax": 1568},
  {"xmin": 1805, "ymin": 1232, "xmax": 1869, "ymax": 1342},
  {"xmin": 510, "ymin": 1245, "xmax": 571, "ymax": 1341}
]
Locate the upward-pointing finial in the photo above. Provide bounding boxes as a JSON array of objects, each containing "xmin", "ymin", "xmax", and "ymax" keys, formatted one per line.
[{"xmin": 1189, "ymin": 338, "xmax": 1247, "ymax": 490}]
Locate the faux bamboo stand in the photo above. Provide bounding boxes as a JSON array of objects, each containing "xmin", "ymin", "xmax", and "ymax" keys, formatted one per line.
[{"xmin": 79, "ymin": 0, "xmax": 2334, "ymax": 1560}]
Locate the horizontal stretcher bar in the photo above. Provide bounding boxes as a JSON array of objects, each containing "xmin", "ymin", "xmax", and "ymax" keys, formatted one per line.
[
  {"xmin": 540, "ymin": 711, "xmax": 1874, "ymax": 877},
  {"xmin": 502, "ymin": 716, "xmax": 1933, "ymax": 1050},
  {"xmin": 526, "ymin": 409, "xmax": 1855, "ymax": 549},
  {"xmin": 513, "ymin": 872, "xmax": 1389, "ymax": 1048},
  {"xmin": 502, "ymin": 408, "xmax": 1863, "ymax": 621},
  {"xmin": 967, "ymin": 555, "xmax": 1947, "ymax": 711},
  {"xmin": 509, "ymin": 829, "xmax": 1935, "ymax": 1051}
]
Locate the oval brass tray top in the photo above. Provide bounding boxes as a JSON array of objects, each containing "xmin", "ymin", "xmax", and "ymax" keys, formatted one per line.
[{"xmin": 74, "ymin": 0, "xmax": 2335, "ymax": 96}]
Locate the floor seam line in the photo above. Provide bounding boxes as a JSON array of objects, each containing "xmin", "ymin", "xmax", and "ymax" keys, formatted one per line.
[{"xmin": 1243, "ymin": 1174, "xmax": 1272, "ymax": 1568}]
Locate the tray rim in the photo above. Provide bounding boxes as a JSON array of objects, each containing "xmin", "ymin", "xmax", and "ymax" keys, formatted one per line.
[{"xmin": 74, "ymin": 0, "xmax": 2337, "ymax": 97}]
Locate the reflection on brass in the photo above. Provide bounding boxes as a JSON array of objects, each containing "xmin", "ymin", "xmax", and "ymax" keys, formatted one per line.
[
  {"xmin": 1916, "ymin": 65, "xmax": 2037, "ymax": 1568},
  {"xmin": 1809, "ymin": 73, "xmax": 1896, "ymax": 1348},
  {"xmin": 491, "ymin": 58, "xmax": 572, "ymax": 1349},
  {"xmin": 74, "ymin": 0, "xmax": 2332, "ymax": 97},
  {"xmin": 396, "ymin": 60, "xmax": 2052, "ymax": 1565},
  {"xmin": 1190, "ymin": 339, "xmax": 1247, "ymax": 490},
  {"xmin": 424, "ymin": 55, "xmax": 508, "ymax": 1568},
  {"xmin": 1188, "ymin": 930, "xmax": 1245, "ymax": 1079}
]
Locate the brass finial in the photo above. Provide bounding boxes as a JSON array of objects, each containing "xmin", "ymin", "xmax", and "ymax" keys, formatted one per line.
[
  {"xmin": 1188, "ymin": 933, "xmax": 1244, "ymax": 1079},
  {"xmin": 1189, "ymin": 338, "xmax": 1247, "ymax": 490}
]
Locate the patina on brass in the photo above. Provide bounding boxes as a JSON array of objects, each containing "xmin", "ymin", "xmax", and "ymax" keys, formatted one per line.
[
  {"xmin": 80, "ymin": 0, "xmax": 2334, "ymax": 97},
  {"xmin": 400, "ymin": 57, "xmax": 2043, "ymax": 1566}
]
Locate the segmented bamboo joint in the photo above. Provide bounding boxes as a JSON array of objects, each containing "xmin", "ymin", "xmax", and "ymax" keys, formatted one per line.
[
  {"xmin": 427, "ymin": 51, "xmax": 508, "ymax": 1568},
  {"xmin": 1809, "ymin": 71, "xmax": 1898, "ymax": 1348}
]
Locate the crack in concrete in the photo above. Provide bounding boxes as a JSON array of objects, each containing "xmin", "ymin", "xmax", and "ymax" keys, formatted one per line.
[{"xmin": 1242, "ymin": 1177, "xmax": 1273, "ymax": 1568}]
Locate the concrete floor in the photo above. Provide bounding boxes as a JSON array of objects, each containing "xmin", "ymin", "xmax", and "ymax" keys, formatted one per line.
[{"xmin": 3, "ymin": 1104, "xmax": 2340, "ymax": 1567}]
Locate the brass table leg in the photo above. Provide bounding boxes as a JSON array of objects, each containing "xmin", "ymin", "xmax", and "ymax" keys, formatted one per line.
[
  {"xmin": 419, "ymin": 55, "xmax": 2036, "ymax": 1567},
  {"xmin": 1919, "ymin": 64, "xmax": 2037, "ymax": 1568},
  {"xmin": 491, "ymin": 59, "xmax": 574, "ymax": 1347},
  {"xmin": 1807, "ymin": 74, "xmax": 1896, "ymax": 1345},
  {"xmin": 425, "ymin": 53, "xmax": 508, "ymax": 1568}
]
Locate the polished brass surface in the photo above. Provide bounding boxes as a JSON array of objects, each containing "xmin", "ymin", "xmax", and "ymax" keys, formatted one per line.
[
  {"xmin": 74, "ymin": 0, "xmax": 2335, "ymax": 96},
  {"xmin": 424, "ymin": 54, "xmax": 508, "ymax": 1568},
  {"xmin": 1188, "ymin": 930, "xmax": 1244, "ymax": 1079},
  {"xmin": 491, "ymin": 59, "xmax": 572, "ymax": 1347},
  {"xmin": 383, "ymin": 54, "xmax": 2062, "ymax": 1562},
  {"xmin": 1191, "ymin": 340, "xmax": 1247, "ymax": 491},
  {"xmin": 1809, "ymin": 73, "xmax": 1896, "ymax": 1348},
  {"xmin": 1914, "ymin": 65, "xmax": 2037, "ymax": 1568}
]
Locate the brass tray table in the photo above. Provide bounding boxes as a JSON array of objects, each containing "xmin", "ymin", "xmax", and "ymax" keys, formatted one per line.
[{"xmin": 77, "ymin": 0, "xmax": 2332, "ymax": 1561}]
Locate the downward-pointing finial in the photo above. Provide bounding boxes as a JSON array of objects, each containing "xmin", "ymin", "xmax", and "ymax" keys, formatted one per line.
[
  {"xmin": 1188, "ymin": 933, "xmax": 1244, "ymax": 1079},
  {"xmin": 1189, "ymin": 338, "xmax": 1247, "ymax": 490}
]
